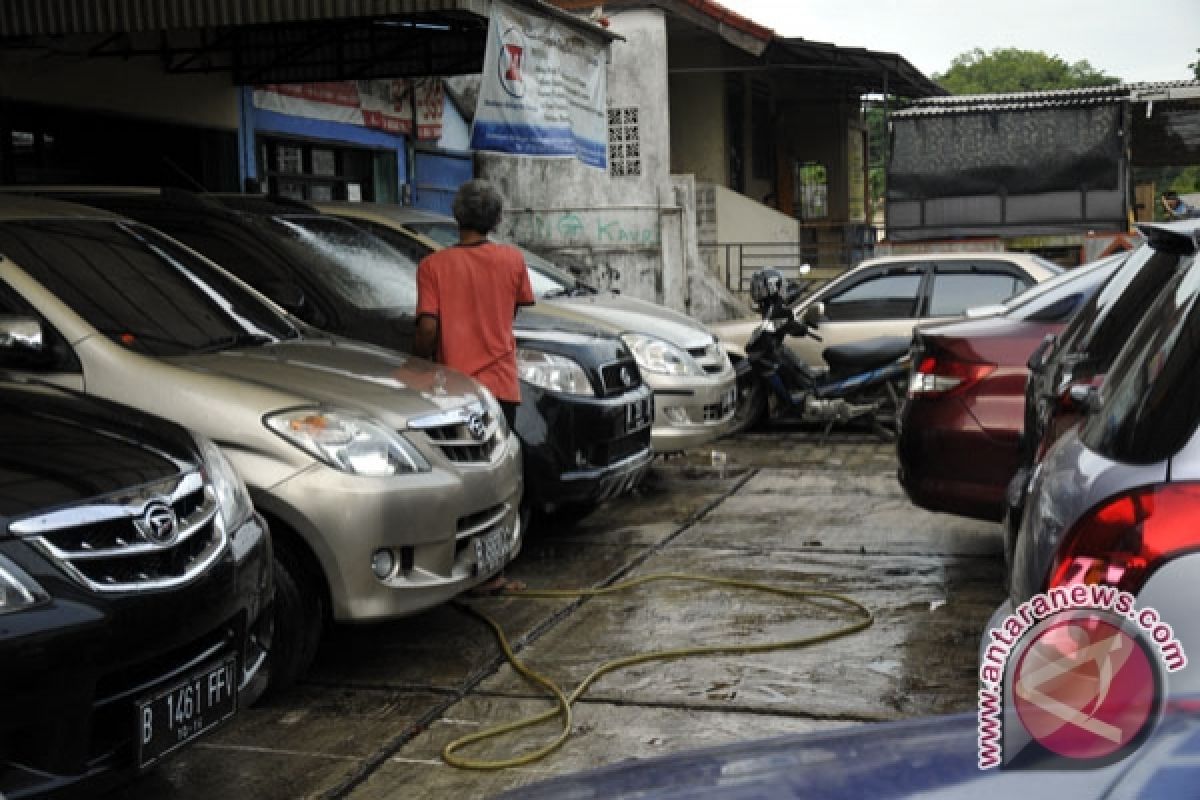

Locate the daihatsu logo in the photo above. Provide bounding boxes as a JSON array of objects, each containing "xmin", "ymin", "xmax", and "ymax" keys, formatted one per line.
[
  {"xmin": 137, "ymin": 501, "xmax": 179, "ymax": 546},
  {"xmin": 466, "ymin": 412, "xmax": 488, "ymax": 442}
]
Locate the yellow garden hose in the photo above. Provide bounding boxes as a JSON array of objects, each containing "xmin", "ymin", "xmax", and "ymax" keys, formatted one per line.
[{"xmin": 442, "ymin": 572, "xmax": 874, "ymax": 770}]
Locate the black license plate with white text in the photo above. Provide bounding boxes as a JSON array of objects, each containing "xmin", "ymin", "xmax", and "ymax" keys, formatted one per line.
[{"xmin": 136, "ymin": 655, "xmax": 238, "ymax": 769}]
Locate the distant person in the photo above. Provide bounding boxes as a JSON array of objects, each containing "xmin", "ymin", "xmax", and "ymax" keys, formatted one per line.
[
  {"xmin": 1161, "ymin": 190, "xmax": 1199, "ymax": 220},
  {"xmin": 414, "ymin": 179, "xmax": 535, "ymax": 594}
]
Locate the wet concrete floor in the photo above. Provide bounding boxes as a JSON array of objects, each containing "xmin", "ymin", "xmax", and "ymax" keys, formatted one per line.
[{"xmin": 116, "ymin": 429, "xmax": 1003, "ymax": 799}]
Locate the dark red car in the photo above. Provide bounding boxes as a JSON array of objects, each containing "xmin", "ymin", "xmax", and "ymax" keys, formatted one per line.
[{"xmin": 897, "ymin": 255, "xmax": 1124, "ymax": 521}]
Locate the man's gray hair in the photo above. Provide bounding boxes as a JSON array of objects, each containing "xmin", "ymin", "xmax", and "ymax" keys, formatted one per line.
[{"xmin": 452, "ymin": 179, "xmax": 504, "ymax": 234}]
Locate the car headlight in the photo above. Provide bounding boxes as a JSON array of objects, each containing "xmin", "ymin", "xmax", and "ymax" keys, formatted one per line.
[
  {"xmin": 477, "ymin": 385, "xmax": 509, "ymax": 436},
  {"xmin": 621, "ymin": 333, "xmax": 703, "ymax": 377},
  {"xmin": 266, "ymin": 410, "xmax": 431, "ymax": 476},
  {"xmin": 517, "ymin": 349, "xmax": 594, "ymax": 396},
  {"xmin": 197, "ymin": 436, "xmax": 255, "ymax": 532},
  {"xmin": 0, "ymin": 553, "xmax": 48, "ymax": 615}
]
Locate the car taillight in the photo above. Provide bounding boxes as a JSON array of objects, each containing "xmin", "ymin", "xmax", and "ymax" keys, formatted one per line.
[
  {"xmin": 1047, "ymin": 483, "xmax": 1200, "ymax": 594},
  {"xmin": 907, "ymin": 354, "xmax": 996, "ymax": 398}
]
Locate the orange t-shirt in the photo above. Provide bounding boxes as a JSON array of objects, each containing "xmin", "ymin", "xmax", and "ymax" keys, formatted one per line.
[{"xmin": 416, "ymin": 242, "xmax": 536, "ymax": 402}]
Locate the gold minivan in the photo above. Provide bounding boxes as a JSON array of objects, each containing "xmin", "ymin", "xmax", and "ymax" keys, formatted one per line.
[{"xmin": 0, "ymin": 196, "xmax": 523, "ymax": 688}]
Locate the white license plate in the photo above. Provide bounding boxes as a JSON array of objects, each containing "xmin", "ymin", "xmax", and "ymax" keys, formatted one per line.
[
  {"xmin": 474, "ymin": 527, "xmax": 509, "ymax": 576},
  {"xmin": 137, "ymin": 655, "xmax": 238, "ymax": 769}
]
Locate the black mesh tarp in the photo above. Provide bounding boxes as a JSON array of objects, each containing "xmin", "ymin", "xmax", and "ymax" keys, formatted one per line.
[{"xmin": 888, "ymin": 104, "xmax": 1123, "ymax": 200}]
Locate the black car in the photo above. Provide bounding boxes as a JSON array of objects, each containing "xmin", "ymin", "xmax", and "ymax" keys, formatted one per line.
[
  {"xmin": 0, "ymin": 381, "xmax": 273, "ymax": 798},
  {"xmin": 1004, "ymin": 225, "xmax": 1198, "ymax": 569},
  {"xmin": 64, "ymin": 190, "xmax": 654, "ymax": 520}
]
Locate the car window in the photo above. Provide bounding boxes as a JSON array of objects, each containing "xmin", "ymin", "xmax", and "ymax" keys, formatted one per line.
[
  {"xmin": 1059, "ymin": 244, "xmax": 1189, "ymax": 368},
  {"xmin": 269, "ymin": 216, "xmax": 420, "ymax": 312},
  {"xmin": 1081, "ymin": 253, "xmax": 1200, "ymax": 464},
  {"xmin": 349, "ymin": 218, "xmax": 433, "ymax": 265},
  {"xmin": 0, "ymin": 220, "xmax": 298, "ymax": 357},
  {"xmin": 927, "ymin": 272, "xmax": 1024, "ymax": 317},
  {"xmin": 824, "ymin": 272, "xmax": 921, "ymax": 321},
  {"xmin": 1004, "ymin": 252, "xmax": 1125, "ymax": 312},
  {"xmin": 406, "ymin": 221, "xmax": 459, "ymax": 247}
]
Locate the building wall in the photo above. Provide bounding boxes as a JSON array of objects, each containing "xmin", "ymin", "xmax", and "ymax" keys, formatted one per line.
[
  {"xmin": 482, "ymin": 8, "xmax": 682, "ymax": 307},
  {"xmin": 669, "ymin": 73, "xmax": 725, "ymax": 184},
  {"xmin": 0, "ymin": 46, "xmax": 238, "ymax": 130}
]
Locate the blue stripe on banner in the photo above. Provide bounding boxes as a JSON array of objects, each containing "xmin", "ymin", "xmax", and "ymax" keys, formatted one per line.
[{"xmin": 472, "ymin": 121, "xmax": 607, "ymax": 169}]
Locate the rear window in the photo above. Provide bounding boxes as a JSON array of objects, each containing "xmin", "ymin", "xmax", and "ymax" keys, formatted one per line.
[{"xmin": 1081, "ymin": 255, "xmax": 1200, "ymax": 464}]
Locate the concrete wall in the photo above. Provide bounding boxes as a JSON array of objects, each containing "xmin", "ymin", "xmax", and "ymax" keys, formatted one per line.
[
  {"xmin": 0, "ymin": 41, "xmax": 238, "ymax": 130},
  {"xmin": 712, "ymin": 183, "xmax": 799, "ymax": 244},
  {"xmin": 482, "ymin": 9, "xmax": 680, "ymax": 307},
  {"xmin": 669, "ymin": 73, "xmax": 726, "ymax": 184}
]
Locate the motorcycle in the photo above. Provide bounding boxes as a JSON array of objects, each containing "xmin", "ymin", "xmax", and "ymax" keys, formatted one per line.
[{"xmin": 730, "ymin": 267, "xmax": 911, "ymax": 440}]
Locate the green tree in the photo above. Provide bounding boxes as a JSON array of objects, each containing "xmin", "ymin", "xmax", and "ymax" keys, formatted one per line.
[
  {"xmin": 934, "ymin": 47, "xmax": 1120, "ymax": 94},
  {"xmin": 1190, "ymin": 48, "xmax": 1200, "ymax": 80}
]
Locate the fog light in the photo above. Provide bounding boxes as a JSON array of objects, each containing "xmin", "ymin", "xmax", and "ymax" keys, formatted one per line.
[
  {"xmin": 371, "ymin": 549, "xmax": 396, "ymax": 580},
  {"xmin": 663, "ymin": 407, "xmax": 690, "ymax": 426}
]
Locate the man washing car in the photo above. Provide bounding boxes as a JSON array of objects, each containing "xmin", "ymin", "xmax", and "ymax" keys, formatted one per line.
[{"xmin": 415, "ymin": 179, "xmax": 536, "ymax": 593}]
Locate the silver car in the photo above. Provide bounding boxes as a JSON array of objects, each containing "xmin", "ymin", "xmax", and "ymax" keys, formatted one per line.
[
  {"xmin": 316, "ymin": 203, "xmax": 739, "ymax": 453},
  {"xmin": 995, "ymin": 219, "xmax": 1200, "ymax": 693},
  {"xmin": 0, "ymin": 196, "xmax": 523, "ymax": 688}
]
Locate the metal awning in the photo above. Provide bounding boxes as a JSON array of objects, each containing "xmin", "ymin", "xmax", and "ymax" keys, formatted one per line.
[
  {"xmin": 770, "ymin": 39, "xmax": 946, "ymax": 99},
  {"xmin": 0, "ymin": 0, "xmax": 617, "ymax": 83}
]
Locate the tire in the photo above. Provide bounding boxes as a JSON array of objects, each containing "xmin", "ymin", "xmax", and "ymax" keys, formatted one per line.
[
  {"xmin": 728, "ymin": 366, "xmax": 768, "ymax": 435},
  {"xmin": 264, "ymin": 541, "xmax": 325, "ymax": 699}
]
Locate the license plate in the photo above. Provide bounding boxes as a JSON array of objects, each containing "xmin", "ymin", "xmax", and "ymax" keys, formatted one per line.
[
  {"xmin": 474, "ymin": 527, "xmax": 509, "ymax": 576},
  {"xmin": 136, "ymin": 655, "xmax": 238, "ymax": 769},
  {"xmin": 626, "ymin": 397, "xmax": 652, "ymax": 432}
]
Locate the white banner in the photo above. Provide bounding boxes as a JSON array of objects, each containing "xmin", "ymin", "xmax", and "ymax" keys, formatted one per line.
[
  {"xmin": 470, "ymin": 1, "xmax": 608, "ymax": 168},
  {"xmin": 253, "ymin": 79, "xmax": 445, "ymax": 141}
]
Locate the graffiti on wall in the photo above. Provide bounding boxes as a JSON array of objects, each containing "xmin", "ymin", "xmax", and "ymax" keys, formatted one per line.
[{"xmin": 500, "ymin": 210, "xmax": 661, "ymax": 248}]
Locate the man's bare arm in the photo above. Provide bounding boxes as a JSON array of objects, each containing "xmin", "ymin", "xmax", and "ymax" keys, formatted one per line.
[{"xmin": 414, "ymin": 315, "xmax": 439, "ymax": 360}]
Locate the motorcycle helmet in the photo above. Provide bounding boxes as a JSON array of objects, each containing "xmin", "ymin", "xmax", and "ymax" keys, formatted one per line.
[{"xmin": 750, "ymin": 269, "xmax": 785, "ymax": 310}]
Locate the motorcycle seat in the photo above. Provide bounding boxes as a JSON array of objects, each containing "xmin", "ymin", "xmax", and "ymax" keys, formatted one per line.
[{"xmin": 822, "ymin": 336, "xmax": 911, "ymax": 374}]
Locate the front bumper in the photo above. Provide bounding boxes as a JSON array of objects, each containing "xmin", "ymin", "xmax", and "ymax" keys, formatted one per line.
[
  {"xmin": 516, "ymin": 383, "xmax": 654, "ymax": 512},
  {"xmin": 263, "ymin": 431, "xmax": 524, "ymax": 622},
  {"xmin": 646, "ymin": 371, "xmax": 738, "ymax": 453},
  {"xmin": 0, "ymin": 512, "xmax": 272, "ymax": 799}
]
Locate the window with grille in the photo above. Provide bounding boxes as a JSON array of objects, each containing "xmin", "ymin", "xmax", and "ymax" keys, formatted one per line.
[{"xmin": 607, "ymin": 107, "xmax": 642, "ymax": 178}]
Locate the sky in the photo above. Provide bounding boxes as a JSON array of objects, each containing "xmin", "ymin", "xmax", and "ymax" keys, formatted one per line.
[{"xmin": 719, "ymin": 0, "xmax": 1200, "ymax": 85}]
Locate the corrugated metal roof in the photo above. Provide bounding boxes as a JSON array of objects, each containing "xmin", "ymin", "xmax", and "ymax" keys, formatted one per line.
[
  {"xmin": 0, "ymin": 0, "xmax": 617, "ymax": 40},
  {"xmin": 893, "ymin": 80, "xmax": 1200, "ymax": 118}
]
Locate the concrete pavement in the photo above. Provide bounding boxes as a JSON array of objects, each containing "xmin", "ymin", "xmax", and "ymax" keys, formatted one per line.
[{"xmin": 117, "ymin": 430, "xmax": 1003, "ymax": 799}]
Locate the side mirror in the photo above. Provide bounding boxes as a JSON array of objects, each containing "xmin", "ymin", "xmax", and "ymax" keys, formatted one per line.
[
  {"xmin": 1063, "ymin": 383, "xmax": 1101, "ymax": 414},
  {"xmin": 0, "ymin": 315, "xmax": 44, "ymax": 354},
  {"xmin": 802, "ymin": 302, "xmax": 825, "ymax": 327}
]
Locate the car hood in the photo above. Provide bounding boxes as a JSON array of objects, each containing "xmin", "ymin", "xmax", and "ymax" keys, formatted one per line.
[
  {"xmin": 495, "ymin": 706, "xmax": 1200, "ymax": 800},
  {"xmin": 551, "ymin": 293, "xmax": 714, "ymax": 348},
  {"xmin": 917, "ymin": 314, "xmax": 1029, "ymax": 339},
  {"xmin": 0, "ymin": 382, "xmax": 195, "ymax": 523},
  {"xmin": 167, "ymin": 338, "xmax": 488, "ymax": 427},
  {"xmin": 515, "ymin": 302, "xmax": 617, "ymax": 337}
]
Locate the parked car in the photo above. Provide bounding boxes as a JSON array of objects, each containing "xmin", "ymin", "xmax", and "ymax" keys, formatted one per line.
[
  {"xmin": 1004, "ymin": 225, "xmax": 1198, "ymax": 570},
  {"xmin": 0, "ymin": 195, "xmax": 523, "ymax": 689},
  {"xmin": 0, "ymin": 380, "xmax": 272, "ymax": 797},
  {"xmin": 50, "ymin": 189, "xmax": 654, "ymax": 521},
  {"xmin": 714, "ymin": 252, "xmax": 1061, "ymax": 371},
  {"xmin": 314, "ymin": 202, "xmax": 738, "ymax": 454},
  {"xmin": 898, "ymin": 253, "xmax": 1125, "ymax": 521},
  {"xmin": 1002, "ymin": 220, "xmax": 1200, "ymax": 693},
  {"xmin": 493, "ymin": 700, "xmax": 1200, "ymax": 799}
]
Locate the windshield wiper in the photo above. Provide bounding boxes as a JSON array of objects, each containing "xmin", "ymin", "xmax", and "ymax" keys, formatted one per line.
[{"xmin": 193, "ymin": 333, "xmax": 275, "ymax": 354}]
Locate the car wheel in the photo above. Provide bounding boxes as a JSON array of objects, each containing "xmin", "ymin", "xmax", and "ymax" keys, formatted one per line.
[
  {"xmin": 265, "ymin": 541, "xmax": 325, "ymax": 698},
  {"xmin": 729, "ymin": 368, "xmax": 767, "ymax": 435}
]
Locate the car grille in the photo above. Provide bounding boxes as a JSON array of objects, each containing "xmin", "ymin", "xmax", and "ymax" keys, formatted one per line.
[
  {"xmin": 10, "ymin": 471, "xmax": 226, "ymax": 594},
  {"xmin": 589, "ymin": 435, "xmax": 650, "ymax": 467},
  {"xmin": 688, "ymin": 341, "xmax": 730, "ymax": 375},
  {"xmin": 703, "ymin": 400, "xmax": 728, "ymax": 421},
  {"xmin": 410, "ymin": 405, "xmax": 502, "ymax": 464},
  {"xmin": 599, "ymin": 359, "xmax": 642, "ymax": 396}
]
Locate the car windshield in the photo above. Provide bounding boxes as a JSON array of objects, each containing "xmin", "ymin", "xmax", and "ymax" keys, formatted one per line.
[
  {"xmin": 0, "ymin": 219, "xmax": 298, "ymax": 357},
  {"xmin": 270, "ymin": 216, "xmax": 420, "ymax": 312},
  {"xmin": 1081, "ymin": 251, "xmax": 1200, "ymax": 464},
  {"xmin": 1007, "ymin": 253, "xmax": 1126, "ymax": 323}
]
